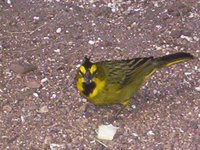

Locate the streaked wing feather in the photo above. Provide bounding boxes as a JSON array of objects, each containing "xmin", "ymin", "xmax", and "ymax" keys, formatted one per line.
[{"xmin": 101, "ymin": 57, "xmax": 153, "ymax": 87}]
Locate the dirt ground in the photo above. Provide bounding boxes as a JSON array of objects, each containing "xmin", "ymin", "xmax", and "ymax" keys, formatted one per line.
[{"xmin": 0, "ymin": 0, "xmax": 200, "ymax": 149}]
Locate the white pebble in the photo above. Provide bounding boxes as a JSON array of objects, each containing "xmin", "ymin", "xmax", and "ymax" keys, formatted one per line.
[
  {"xmin": 147, "ymin": 130, "xmax": 155, "ymax": 136},
  {"xmin": 131, "ymin": 105, "xmax": 136, "ymax": 109},
  {"xmin": 54, "ymin": 49, "xmax": 60, "ymax": 53},
  {"xmin": 39, "ymin": 106, "xmax": 49, "ymax": 113},
  {"xmin": 132, "ymin": 132, "xmax": 138, "ymax": 137},
  {"xmin": 33, "ymin": 93, "xmax": 39, "ymax": 98},
  {"xmin": 51, "ymin": 93, "xmax": 57, "ymax": 99},
  {"xmin": 180, "ymin": 35, "xmax": 193, "ymax": 42},
  {"xmin": 76, "ymin": 64, "xmax": 81, "ymax": 68},
  {"xmin": 153, "ymin": 89, "xmax": 157, "ymax": 94},
  {"xmin": 56, "ymin": 28, "xmax": 62, "ymax": 33},
  {"xmin": 88, "ymin": 40, "xmax": 95, "ymax": 45},
  {"xmin": 41, "ymin": 78, "xmax": 48, "ymax": 83},
  {"xmin": 184, "ymin": 72, "xmax": 192, "ymax": 75},
  {"xmin": 33, "ymin": 16, "xmax": 40, "ymax": 20},
  {"xmin": 195, "ymin": 86, "xmax": 200, "ymax": 91},
  {"xmin": 82, "ymin": 98, "xmax": 87, "ymax": 103},
  {"xmin": 43, "ymin": 36, "xmax": 49, "ymax": 40},
  {"xmin": 193, "ymin": 36, "xmax": 199, "ymax": 41},
  {"xmin": 7, "ymin": 0, "xmax": 11, "ymax": 4},
  {"xmin": 21, "ymin": 116, "xmax": 25, "ymax": 123},
  {"xmin": 50, "ymin": 143, "xmax": 65, "ymax": 150}
]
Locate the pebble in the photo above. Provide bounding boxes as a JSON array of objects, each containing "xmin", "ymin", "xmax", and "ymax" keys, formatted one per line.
[
  {"xmin": 10, "ymin": 63, "xmax": 37, "ymax": 74},
  {"xmin": 41, "ymin": 78, "xmax": 48, "ymax": 83},
  {"xmin": 76, "ymin": 64, "xmax": 81, "ymax": 68},
  {"xmin": 50, "ymin": 143, "xmax": 66, "ymax": 150},
  {"xmin": 25, "ymin": 80, "xmax": 41, "ymax": 89},
  {"xmin": 195, "ymin": 86, "xmax": 200, "ymax": 92},
  {"xmin": 53, "ymin": 49, "xmax": 60, "ymax": 53},
  {"xmin": 51, "ymin": 94, "xmax": 57, "ymax": 99},
  {"xmin": 132, "ymin": 132, "xmax": 138, "ymax": 137},
  {"xmin": 43, "ymin": 36, "xmax": 50, "ymax": 40},
  {"xmin": 153, "ymin": 89, "xmax": 157, "ymax": 94},
  {"xmin": 147, "ymin": 130, "xmax": 155, "ymax": 136},
  {"xmin": 39, "ymin": 105, "xmax": 49, "ymax": 113},
  {"xmin": 131, "ymin": 105, "xmax": 136, "ymax": 109},
  {"xmin": 21, "ymin": 116, "xmax": 25, "ymax": 123},
  {"xmin": 88, "ymin": 40, "xmax": 95, "ymax": 45},
  {"xmin": 7, "ymin": 0, "xmax": 11, "ymax": 4},
  {"xmin": 56, "ymin": 28, "xmax": 62, "ymax": 33},
  {"xmin": 33, "ymin": 16, "xmax": 40, "ymax": 20},
  {"xmin": 44, "ymin": 136, "xmax": 52, "ymax": 144},
  {"xmin": 3, "ymin": 105, "xmax": 12, "ymax": 112},
  {"xmin": 180, "ymin": 35, "xmax": 193, "ymax": 42},
  {"xmin": 33, "ymin": 93, "xmax": 39, "ymax": 98},
  {"xmin": 184, "ymin": 72, "xmax": 192, "ymax": 75}
]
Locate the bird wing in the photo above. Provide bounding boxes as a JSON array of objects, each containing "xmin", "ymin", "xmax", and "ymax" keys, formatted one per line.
[{"xmin": 101, "ymin": 57, "xmax": 153, "ymax": 88}]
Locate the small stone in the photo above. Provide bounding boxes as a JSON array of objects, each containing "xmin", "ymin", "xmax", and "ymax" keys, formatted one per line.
[
  {"xmin": 76, "ymin": 64, "xmax": 80, "ymax": 68},
  {"xmin": 195, "ymin": 86, "xmax": 200, "ymax": 91},
  {"xmin": 54, "ymin": 49, "xmax": 60, "ymax": 53},
  {"xmin": 131, "ymin": 105, "xmax": 136, "ymax": 109},
  {"xmin": 132, "ymin": 132, "xmax": 138, "ymax": 137},
  {"xmin": 10, "ymin": 63, "xmax": 37, "ymax": 74},
  {"xmin": 43, "ymin": 37, "xmax": 49, "ymax": 40},
  {"xmin": 33, "ymin": 93, "xmax": 39, "ymax": 98},
  {"xmin": 171, "ymin": 30, "xmax": 182, "ymax": 38},
  {"xmin": 51, "ymin": 94, "xmax": 56, "ymax": 99},
  {"xmin": 3, "ymin": 105, "xmax": 12, "ymax": 112},
  {"xmin": 147, "ymin": 130, "xmax": 155, "ymax": 136},
  {"xmin": 41, "ymin": 78, "xmax": 48, "ymax": 83},
  {"xmin": 180, "ymin": 35, "xmax": 193, "ymax": 42},
  {"xmin": 33, "ymin": 16, "xmax": 40, "ymax": 20},
  {"xmin": 44, "ymin": 136, "xmax": 52, "ymax": 145},
  {"xmin": 10, "ymin": 64, "xmax": 25, "ymax": 74},
  {"xmin": 25, "ymin": 80, "xmax": 41, "ymax": 89},
  {"xmin": 79, "ymin": 103, "xmax": 87, "ymax": 113},
  {"xmin": 184, "ymin": 72, "xmax": 192, "ymax": 75},
  {"xmin": 193, "ymin": 36, "xmax": 199, "ymax": 41},
  {"xmin": 50, "ymin": 143, "xmax": 66, "ymax": 150},
  {"xmin": 88, "ymin": 40, "xmax": 95, "ymax": 45},
  {"xmin": 21, "ymin": 115, "xmax": 25, "ymax": 123},
  {"xmin": 7, "ymin": 0, "xmax": 11, "ymax": 4},
  {"xmin": 153, "ymin": 89, "xmax": 157, "ymax": 94},
  {"xmin": 39, "ymin": 105, "xmax": 49, "ymax": 113},
  {"xmin": 56, "ymin": 28, "xmax": 62, "ymax": 33}
]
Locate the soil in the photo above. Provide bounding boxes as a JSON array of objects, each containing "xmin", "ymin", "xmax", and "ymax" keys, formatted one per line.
[{"xmin": 0, "ymin": 0, "xmax": 200, "ymax": 149}]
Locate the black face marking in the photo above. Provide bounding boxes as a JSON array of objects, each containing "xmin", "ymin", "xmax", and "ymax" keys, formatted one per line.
[
  {"xmin": 82, "ymin": 81, "xmax": 96, "ymax": 96},
  {"xmin": 79, "ymin": 70, "xmax": 84, "ymax": 76},
  {"xmin": 82, "ymin": 56, "xmax": 93, "ymax": 69}
]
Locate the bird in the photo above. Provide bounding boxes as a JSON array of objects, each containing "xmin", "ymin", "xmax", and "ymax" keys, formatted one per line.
[{"xmin": 75, "ymin": 52, "xmax": 194, "ymax": 108}]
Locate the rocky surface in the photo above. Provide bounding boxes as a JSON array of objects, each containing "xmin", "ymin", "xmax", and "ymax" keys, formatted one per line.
[{"xmin": 0, "ymin": 0, "xmax": 200, "ymax": 149}]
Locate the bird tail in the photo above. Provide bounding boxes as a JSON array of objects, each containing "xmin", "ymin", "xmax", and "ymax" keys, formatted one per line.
[{"xmin": 155, "ymin": 52, "xmax": 194, "ymax": 69}]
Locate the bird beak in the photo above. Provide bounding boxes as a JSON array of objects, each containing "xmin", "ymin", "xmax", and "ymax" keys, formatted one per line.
[{"xmin": 84, "ymin": 71, "xmax": 92, "ymax": 84}]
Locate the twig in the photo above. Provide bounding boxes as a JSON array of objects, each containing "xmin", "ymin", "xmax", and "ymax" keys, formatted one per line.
[
  {"xmin": 29, "ymin": 22, "xmax": 48, "ymax": 35},
  {"xmin": 94, "ymin": 138, "xmax": 108, "ymax": 148}
]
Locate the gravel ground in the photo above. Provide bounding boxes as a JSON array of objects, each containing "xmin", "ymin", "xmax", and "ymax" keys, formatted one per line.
[{"xmin": 0, "ymin": 0, "xmax": 200, "ymax": 149}]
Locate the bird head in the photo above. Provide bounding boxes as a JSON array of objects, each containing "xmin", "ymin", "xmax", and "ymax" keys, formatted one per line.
[{"xmin": 78, "ymin": 56, "xmax": 97, "ymax": 85}]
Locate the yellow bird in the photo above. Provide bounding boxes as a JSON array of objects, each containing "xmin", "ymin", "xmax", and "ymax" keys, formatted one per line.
[{"xmin": 75, "ymin": 52, "xmax": 194, "ymax": 107}]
